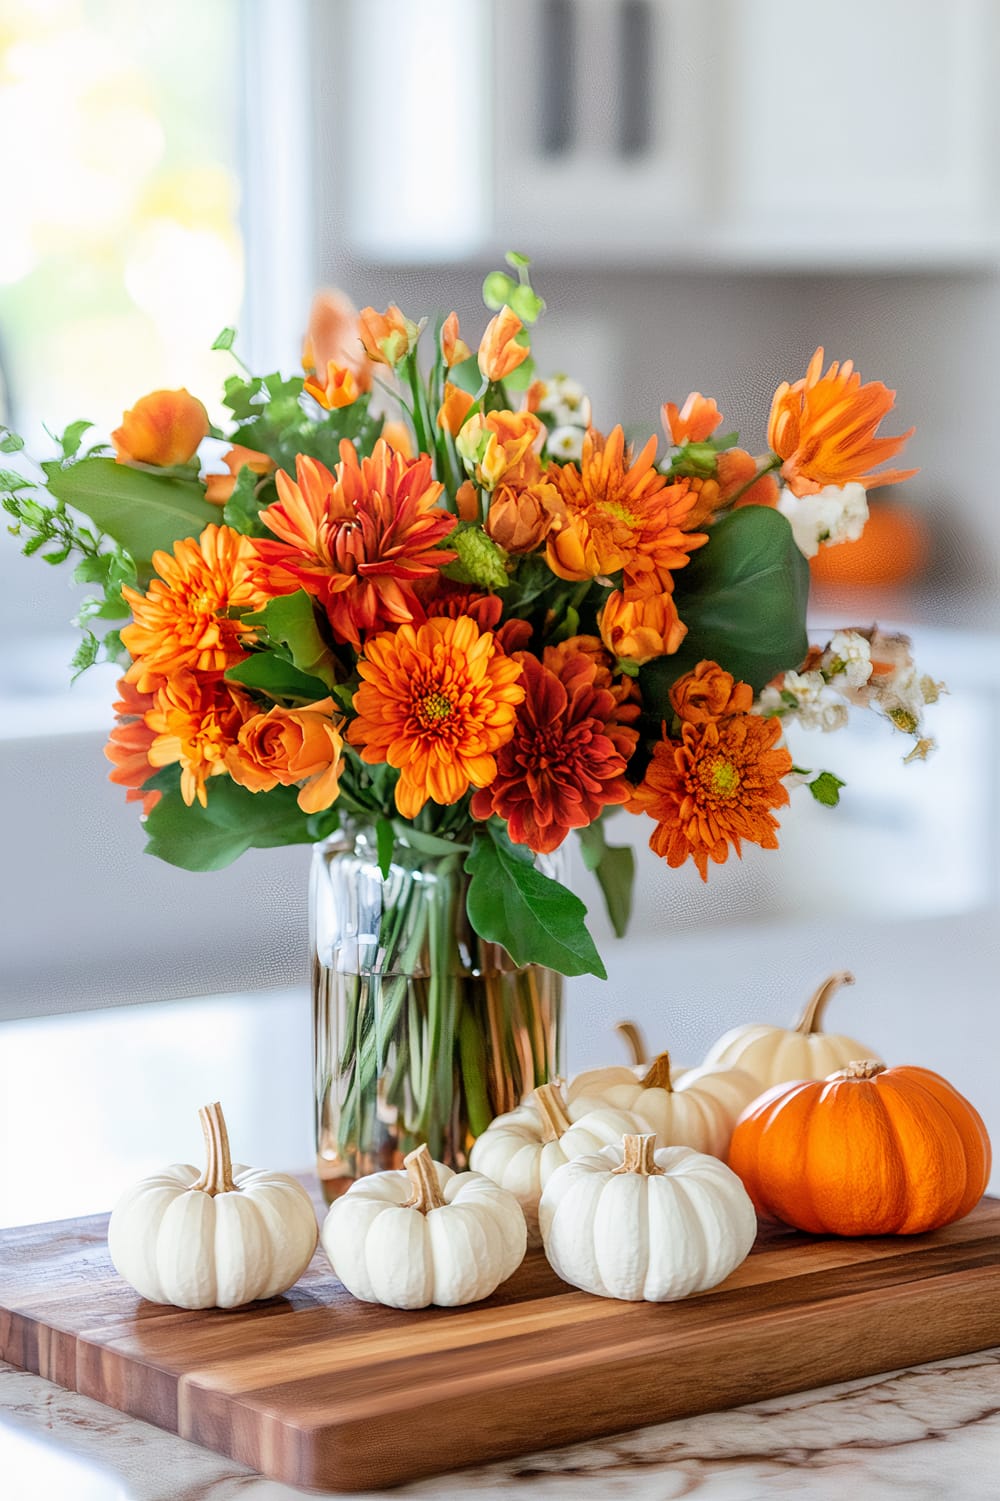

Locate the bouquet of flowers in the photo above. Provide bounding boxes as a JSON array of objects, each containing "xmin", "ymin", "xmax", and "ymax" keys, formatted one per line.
[{"xmin": 3, "ymin": 256, "xmax": 940, "ymax": 1168}]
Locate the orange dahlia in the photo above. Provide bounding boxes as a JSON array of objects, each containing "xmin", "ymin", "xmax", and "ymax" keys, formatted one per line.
[
  {"xmin": 347, "ymin": 615, "xmax": 524, "ymax": 819},
  {"xmin": 228, "ymin": 699, "xmax": 344, "ymax": 813},
  {"xmin": 768, "ymin": 348, "xmax": 917, "ymax": 497},
  {"xmin": 471, "ymin": 648, "xmax": 640, "ymax": 854},
  {"xmin": 145, "ymin": 671, "xmax": 257, "ymax": 808},
  {"xmin": 631, "ymin": 663, "xmax": 792, "ymax": 880},
  {"xmin": 545, "ymin": 427, "xmax": 706, "ymax": 593},
  {"xmin": 256, "ymin": 439, "xmax": 457, "ymax": 648},
  {"xmin": 122, "ymin": 525, "xmax": 268, "ymax": 693},
  {"xmin": 104, "ymin": 678, "xmax": 161, "ymax": 814}
]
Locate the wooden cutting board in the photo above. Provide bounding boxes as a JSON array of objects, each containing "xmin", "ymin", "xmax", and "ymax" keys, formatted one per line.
[{"xmin": 2, "ymin": 1196, "xmax": 999, "ymax": 1492}]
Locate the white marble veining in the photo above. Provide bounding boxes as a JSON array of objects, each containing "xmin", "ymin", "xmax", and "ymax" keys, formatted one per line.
[{"xmin": 2, "ymin": 1348, "xmax": 999, "ymax": 1501}]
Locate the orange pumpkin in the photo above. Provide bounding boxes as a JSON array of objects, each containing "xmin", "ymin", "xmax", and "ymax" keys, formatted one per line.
[
  {"xmin": 728, "ymin": 1060, "xmax": 991, "ymax": 1236},
  {"xmin": 809, "ymin": 502, "xmax": 929, "ymax": 588}
]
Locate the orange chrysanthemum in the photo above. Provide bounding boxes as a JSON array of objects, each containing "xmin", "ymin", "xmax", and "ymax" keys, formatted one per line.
[
  {"xmin": 121, "ymin": 525, "xmax": 268, "ymax": 693},
  {"xmin": 145, "ymin": 671, "xmax": 257, "ymax": 808},
  {"xmin": 256, "ymin": 439, "xmax": 457, "ymax": 648},
  {"xmin": 470, "ymin": 649, "xmax": 640, "ymax": 854},
  {"xmin": 768, "ymin": 347, "xmax": 917, "ymax": 497},
  {"xmin": 347, "ymin": 615, "xmax": 525, "ymax": 819},
  {"xmin": 104, "ymin": 678, "xmax": 161, "ymax": 814},
  {"xmin": 545, "ymin": 427, "xmax": 706, "ymax": 593},
  {"xmin": 630, "ymin": 663, "xmax": 792, "ymax": 880}
]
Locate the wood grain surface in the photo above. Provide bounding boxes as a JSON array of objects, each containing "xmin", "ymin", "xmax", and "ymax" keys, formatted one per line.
[{"xmin": 2, "ymin": 1194, "xmax": 999, "ymax": 1492}]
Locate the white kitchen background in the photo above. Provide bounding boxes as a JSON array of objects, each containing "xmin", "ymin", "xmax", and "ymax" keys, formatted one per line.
[{"xmin": 1, "ymin": 0, "xmax": 998, "ymax": 1226}]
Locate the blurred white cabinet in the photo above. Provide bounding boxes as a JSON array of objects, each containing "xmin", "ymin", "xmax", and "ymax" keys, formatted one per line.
[{"xmin": 336, "ymin": 0, "xmax": 999, "ymax": 268}]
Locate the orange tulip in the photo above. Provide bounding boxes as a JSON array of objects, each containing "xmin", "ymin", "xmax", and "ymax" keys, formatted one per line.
[
  {"xmin": 303, "ymin": 361, "xmax": 360, "ymax": 411},
  {"xmin": 437, "ymin": 382, "xmax": 475, "ymax": 437},
  {"xmin": 302, "ymin": 287, "xmax": 373, "ymax": 393},
  {"xmin": 204, "ymin": 444, "xmax": 275, "ymax": 506},
  {"xmin": 478, "ymin": 306, "xmax": 529, "ymax": 382},
  {"xmin": 768, "ymin": 347, "xmax": 917, "ymax": 497},
  {"xmin": 661, "ymin": 392, "xmax": 723, "ymax": 446},
  {"xmin": 599, "ymin": 586, "xmax": 687, "ymax": 665},
  {"xmin": 228, "ymin": 698, "xmax": 345, "ymax": 814},
  {"xmin": 457, "ymin": 409, "xmax": 544, "ymax": 489},
  {"xmin": 112, "ymin": 389, "xmax": 209, "ymax": 468},
  {"xmin": 441, "ymin": 311, "xmax": 471, "ymax": 367},
  {"xmin": 358, "ymin": 304, "xmax": 418, "ymax": 367}
]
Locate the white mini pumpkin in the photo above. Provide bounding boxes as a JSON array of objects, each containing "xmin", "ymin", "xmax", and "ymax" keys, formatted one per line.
[
  {"xmin": 540, "ymin": 1133, "xmax": 757, "ymax": 1301},
  {"xmin": 469, "ymin": 1083, "xmax": 644, "ymax": 1242},
  {"xmin": 321, "ymin": 1144, "xmax": 526, "ymax": 1309},
  {"xmin": 108, "ymin": 1102, "xmax": 318, "ymax": 1309},
  {"xmin": 702, "ymin": 972, "xmax": 882, "ymax": 1088}
]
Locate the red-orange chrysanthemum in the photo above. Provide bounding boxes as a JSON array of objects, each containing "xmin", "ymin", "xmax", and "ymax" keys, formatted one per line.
[
  {"xmin": 768, "ymin": 347, "xmax": 917, "ymax": 497},
  {"xmin": 104, "ymin": 678, "xmax": 161, "ymax": 814},
  {"xmin": 470, "ymin": 649, "xmax": 640, "ymax": 854},
  {"xmin": 121, "ymin": 525, "xmax": 267, "ymax": 693},
  {"xmin": 347, "ymin": 615, "xmax": 525, "ymax": 818},
  {"xmin": 256, "ymin": 439, "xmax": 457, "ymax": 648},
  {"xmin": 630, "ymin": 663, "xmax": 792, "ymax": 880},
  {"xmin": 545, "ymin": 426, "xmax": 706, "ymax": 594},
  {"xmin": 145, "ymin": 671, "xmax": 257, "ymax": 808}
]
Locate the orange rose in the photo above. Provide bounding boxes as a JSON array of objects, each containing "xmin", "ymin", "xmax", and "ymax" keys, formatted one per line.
[
  {"xmin": 228, "ymin": 698, "xmax": 345, "ymax": 814},
  {"xmin": 599, "ymin": 587, "xmax": 687, "ymax": 665},
  {"xmin": 112, "ymin": 389, "xmax": 209, "ymax": 468},
  {"xmin": 437, "ymin": 382, "xmax": 475, "ymax": 437},
  {"xmin": 661, "ymin": 392, "xmax": 723, "ymax": 446},
  {"xmin": 670, "ymin": 661, "xmax": 753, "ymax": 724},
  {"xmin": 485, "ymin": 478, "xmax": 559, "ymax": 554},
  {"xmin": 478, "ymin": 306, "xmax": 529, "ymax": 382},
  {"xmin": 358, "ymin": 304, "xmax": 418, "ymax": 367},
  {"xmin": 303, "ymin": 361, "xmax": 360, "ymax": 411},
  {"xmin": 441, "ymin": 311, "xmax": 471, "ymax": 367},
  {"xmin": 204, "ymin": 444, "xmax": 275, "ymax": 506}
]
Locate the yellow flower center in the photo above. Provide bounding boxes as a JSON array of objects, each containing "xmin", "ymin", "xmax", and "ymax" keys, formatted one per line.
[
  {"xmin": 416, "ymin": 690, "xmax": 455, "ymax": 727},
  {"xmin": 707, "ymin": 758, "xmax": 740, "ymax": 798}
]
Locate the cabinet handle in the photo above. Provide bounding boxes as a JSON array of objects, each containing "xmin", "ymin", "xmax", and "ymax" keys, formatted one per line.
[
  {"xmin": 539, "ymin": 0, "xmax": 575, "ymax": 156},
  {"xmin": 619, "ymin": 0, "xmax": 653, "ymax": 157}
]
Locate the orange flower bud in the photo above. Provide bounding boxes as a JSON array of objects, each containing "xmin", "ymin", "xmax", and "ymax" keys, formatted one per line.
[
  {"xmin": 228, "ymin": 699, "xmax": 345, "ymax": 814},
  {"xmin": 303, "ymin": 361, "xmax": 360, "ymax": 411},
  {"xmin": 478, "ymin": 305, "xmax": 529, "ymax": 382},
  {"xmin": 303, "ymin": 287, "xmax": 373, "ymax": 393},
  {"xmin": 112, "ymin": 389, "xmax": 209, "ymax": 468},
  {"xmin": 441, "ymin": 311, "xmax": 471, "ymax": 367},
  {"xmin": 721, "ymin": 449, "xmax": 780, "ymax": 510},
  {"xmin": 455, "ymin": 480, "xmax": 481, "ymax": 522},
  {"xmin": 358, "ymin": 304, "xmax": 418, "ymax": 367},
  {"xmin": 670, "ymin": 661, "xmax": 753, "ymax": 724},
  {"xmin": 485, "ymin": 479, "xmax": 559, "ymax": 554},
  {"xmin": 456, "ymin": 409, "xmax": 544, "ymax": 489},
  {"xmin": 437, "ymin": 382, "xmax": 475, "ymax": 436},
  {"xmin": 204, "ymin": 444, "xmax": 275, "ymax": 506},
  {"xmin": 599, "ymin": 587, "xmax": 687, "ymax": 665},
  {"xmin": 380, "ymin": 420, "xmax": 414, "ymax": 458},
  {"xmin": 661, "ymin": 392, "xmax": 723, "ymax": 446}
]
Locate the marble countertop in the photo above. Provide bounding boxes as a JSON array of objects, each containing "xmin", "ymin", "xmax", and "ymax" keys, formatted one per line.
[{"xmin": 3, "ymin": 1348, "xmax": 999, "ymax": 1501}]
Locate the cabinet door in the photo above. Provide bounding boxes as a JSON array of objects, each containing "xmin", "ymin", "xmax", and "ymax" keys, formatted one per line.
[
  {"xmin": 715, "ymin": 0, "xmax": 998, "ymax": 264},
  {"xmin": 492, "ymin": 0, "xmax": 714, "ymax": 259}
]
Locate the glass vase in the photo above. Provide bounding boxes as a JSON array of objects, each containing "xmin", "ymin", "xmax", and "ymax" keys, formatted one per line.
[{"xmin": 310, "ymin": 827, "xmax": 564, "ymax": 1200}]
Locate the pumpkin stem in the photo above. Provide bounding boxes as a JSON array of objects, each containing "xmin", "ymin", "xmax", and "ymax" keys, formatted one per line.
[
  {"xmin": 793, "ymin": 971, "xmax": 855, "ymax": 1035},
  {"xmin": 402, "ymin": 1144, "xmax": 447, "ymax": 1213},
  {"xmin": 838, "ymin": 1059, "xmax": 887, "ymax": 1081},
  {"xmin": 193, "ymin": 1102, "xmax": 236, "ymax": 1196},
  {"xmin": 612, "ymin": 1134, "xmax": 663, "ymax": 1177},
  {"xmin": 615, "ymin": 1020, "xmax": 649, "ymax": 1068},
  {"xmin": 535, "ymin": 1082, "xmax": 572, "ymax": 1142},
  {"xmin": 639, "ymin": 1051, "xmax": 674, "ymax": 1092}
]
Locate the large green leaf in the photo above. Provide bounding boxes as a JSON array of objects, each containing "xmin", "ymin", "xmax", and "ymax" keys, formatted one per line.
[
  {"xmin": 225, "ymin": 652, "xmax": 332, "ymax": 704},
  {"xmin": 644, "ymin": 507, "xmax": 809, "ymax": 710},
  {"xmin": 244, "ymin": 590, "xmax": 337, "ymax": 688},
  {"xmin": 143, "ymin": 780, "xmax": 313, "ymax": 871},
  {"xmin": 576, "ymin": 821, "xmax": 635, "ymax": 939},
  {"xmin": 44, "ymin": 457, "xmax": 216, "ymax": 569},
  {"xmin": 465, "ymin": 826, "xmax": 607, "ymax": 979}
]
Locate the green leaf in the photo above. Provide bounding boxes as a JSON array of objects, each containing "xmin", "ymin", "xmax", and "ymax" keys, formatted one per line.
[
  {"xmin": 643, "ymin": 508, "xmax": 809, "ymax": 708},
  {"xmin": 808, "ymin": 771, "xmax": 846, "ymax": 807},
  {"xmin": 43, "ymin": 457, "xmax": 215, "ymax": 571},
  {"xmin": 222, "ymin": 463, "xmax": 271, "ymax": 537},
  {"xmin": 376, "ymin": 817, "xmax": 395, "ymax": 879},
  {"xmin": 0, "ymin": 429, "xmax": 25, "ymax": 452},
  {"xmin": 394, "ymin": 823, "xmax": 470, "ymax": 857},
  {"xmin": 143, "ymin": 781, "xmax": 313, "ymax": 872},
  {"xmin": 70, "ymin": 631, "xmax": 99, "ymax": 678},
  {"xmin": 576, "ymin": 822, "xmax": 635, "ymax": 939},
  {"xmin": 465, "ymin": 826, "xmax": 607, "ymax": 979},
  {"xmin": 224, "ymin": 652, "xmax": 332, "ymax": 703},
  {"xmin": 212, "ymin": 326, "xmax": 237, "ymax": 351},
  {"xmin": 57, "ymin": 420, "xmax": 93, "ymax": 460},
  {"xmin": 244, "ymin": 589, "xmax": 337, "ymax": 688}
]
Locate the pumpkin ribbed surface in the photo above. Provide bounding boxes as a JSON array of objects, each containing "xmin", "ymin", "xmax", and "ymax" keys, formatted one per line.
[{"xmin": 728, "ymin": 1063, "xmax": 991, "ymax": 1236}]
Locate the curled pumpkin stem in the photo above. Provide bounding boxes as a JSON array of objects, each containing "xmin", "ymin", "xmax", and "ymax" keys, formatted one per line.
[
  {"xmin": 639, "ymin": 1051, "xmax": 674, "ymax": 1092},
  {"xmin": 615, "ymin": 1019, "xmax": 648, "ymax": 1068},
  {"xmin": 794, "ymin": 971, "xmax": 855, "ymax": 1035},
  {"xmin": 193, "ymin": 1102, "xmax": 236, "ymax": 1197},
  {"xmin": 535, "ymin": 1082, "xmax": 572, "ymax": 1142}
]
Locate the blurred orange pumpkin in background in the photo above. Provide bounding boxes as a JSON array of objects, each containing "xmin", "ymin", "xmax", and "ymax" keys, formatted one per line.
[{"xmin": 810, "ymin": 501, "xmax": 930, "ymax": 588}]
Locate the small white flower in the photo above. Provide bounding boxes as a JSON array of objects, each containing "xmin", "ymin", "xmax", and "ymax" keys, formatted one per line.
[
  {"xmin": 757, "ymin": 671, "xmax": 849, "ymax": 732},
  {"xmin": 827, "ymin": 630, "xmax": 874, "ymax": 688},
  {"xmin": 546, "ymin": 425, "xmax": 586, "ymax": 462},
  {"xmin": 537, "ymin": 376, "xmax": 592, "ymax": 427},
  {"xmin": 778, "ymin": 482, "xmax": 869, "ymax": 559}
]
